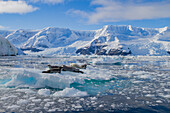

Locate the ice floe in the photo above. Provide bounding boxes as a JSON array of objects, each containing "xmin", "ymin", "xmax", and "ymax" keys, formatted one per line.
[
  {"xmin": 38, "ymin": 89, "xmax": 51, "ymax": 96},
  {"xmin": 53, "ymin": 87, "xmax": 88, "ymax": 97}
]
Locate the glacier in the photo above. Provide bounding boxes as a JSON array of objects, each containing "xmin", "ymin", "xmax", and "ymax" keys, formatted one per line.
[{"xmin": 0, "ymin": 25, "xmax": 170, "ymax": 56}]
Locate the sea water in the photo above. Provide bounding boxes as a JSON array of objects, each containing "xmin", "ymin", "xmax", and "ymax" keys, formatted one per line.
[{"xmin": 0, "ymin": 55, "xmax": 169, "ymax": 112}]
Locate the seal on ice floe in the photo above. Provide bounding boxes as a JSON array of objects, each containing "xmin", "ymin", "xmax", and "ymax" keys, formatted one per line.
[
  {"xmin": 42, "ymin": 64, "xmax": 84, "ymax": 74},
  {"xmin": 42, "ymin": 65, "xmax": 62, "ymax": 73},
  {"xmin": 62, "ymin": 65, "xmax": 84, "ymax": 74},
  {"xmin": 70, "ymin": 63, "xmax": 87, "ymax": 69}
]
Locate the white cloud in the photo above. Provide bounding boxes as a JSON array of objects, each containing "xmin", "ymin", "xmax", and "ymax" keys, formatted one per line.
[
  {"xmin": 67, "ymin": 9, "xmax": 88, "ymax": 18},
  {"xmin": 68, "ymin": 0, "xmax": 170, "ymax": 24},
  {"xmin": 0, "ymin": 25, "xmax": 5, "ymax": 29},
  {"xmin": 0, "ymin": 1, "xmax": 38, "ymax": 14},
  {"xmin": 30, "ymin": 0, "xmax": 64, "ymax": 4}
]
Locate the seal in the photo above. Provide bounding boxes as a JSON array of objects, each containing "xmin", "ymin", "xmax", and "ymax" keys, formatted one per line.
[{"xmin": 70, "ymin": 63, "xmax": 87, "ymax": 69}]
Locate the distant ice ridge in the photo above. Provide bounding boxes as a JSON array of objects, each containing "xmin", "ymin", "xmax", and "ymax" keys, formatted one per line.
[
  {"xmin": 1, "ymin": 25, "xmax": 170, "ymax": 56},
  {"xmin": 0, "ymin": 35, "xmax": 17, "ymax": 56}
]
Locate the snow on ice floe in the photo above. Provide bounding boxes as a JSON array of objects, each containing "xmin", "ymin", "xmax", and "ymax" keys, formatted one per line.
[
  {"xmin": 3, "ymin": 65, "xmax": 115, "ymax": 89},
  {"xmin": 53, "ymin": 87, "xmax": 88, "ymax": 97}
]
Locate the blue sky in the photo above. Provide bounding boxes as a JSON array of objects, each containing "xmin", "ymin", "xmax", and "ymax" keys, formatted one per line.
[{"xmin": 0, "ymin": 0, "xmax": 170, "ymax": 30}]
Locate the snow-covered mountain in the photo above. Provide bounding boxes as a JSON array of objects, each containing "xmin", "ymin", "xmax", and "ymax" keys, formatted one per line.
[
  {"xmin": 0, "ymin": 30, "xmax": 13, "ymax": 38},
  {"xmin": 76, "ymin": 25, "xmax": 170, "ymax": 56},
  {"xmin": 0, "ymin": 35, "xmax": 17, "ymax": 56},
  {"xmin": 6, "ymin": 29, "xmax": 38, "ymax": 48},
  {"xmin": 2, "ymin": 25, "xmax": 170, "ymax": 56},
  {"xmin": 23, "ymin": 27, "xmax": 95, "ymax": 50}
]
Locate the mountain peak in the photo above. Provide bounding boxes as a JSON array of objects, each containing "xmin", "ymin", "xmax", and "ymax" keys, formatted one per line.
[
  {"xmin": 128, "ymin": 25, "xmax": 133, "ymax": 31},
  {"xmin": 43, "ymin": 27, "xmax": 70, "ymax": 31},
  {"xmin": 158, "ymin": 26, "xmax": 168, "ymax": 34},
  {"xmin": 102, "ymin": 25, "xmax": 134, "ymax": 32}
]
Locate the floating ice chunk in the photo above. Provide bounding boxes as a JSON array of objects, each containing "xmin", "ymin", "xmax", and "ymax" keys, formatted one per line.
[
  {"xmin": 43, "ymin": 99, "xmax": 51, "ymax": 102},
  {"xmin": 31, "ymin": 99, "xmax": 41, "ymax": 103},
  {"xmin": 48, "ymin": 108, "xmax": 57, "ymax": 112},
  {"xmin": 132, "ymin": 81, "xmax": 144, "ymax": 84},
  {"xmin": 74, "ymin": 105, "xmax": 82, "ymax": 109},
  {"xmin": 5, "ymin": 70, "xmax": 38, "ymax": 88},
  {"xmin": 0, "ymin": 97, "xmax": 9, "ymax": 100},
  {"xmin": 79, "ymin": 98, "xmax": 84, "ymax": 101},
  {"xmin": 139, "ymin": 75, "xmax": 152, "ymax": 79},
  {"xmin": 5, "ymin": 68, "xmax": 85, "ymax": 89},
  {"xmin": 145, "ymin": 94, "xmax": 155, "ymax": 97},
  {"xmin": 0, "ymin": 95, "xmax": 18, "ymax": 101},
  {"xmin": 53, "ymin": 87, "xmax": 88, "ymax": 97},
  {"xmin": 38, "ymin": 89, "xmax": 51, "ymax": 96},
  {"xmin": 133, "ymin": 71, "xmax": 154, "ymax": 79},
  {"xmin": 83, "ymin": 65, "xmax": 114, "ymax": 80},
  {"xmin": 17, "ymin": 99, "xmax": 29, "ymax": 105},
  {"xmin": 111, "ymin": 104, "xmax": 116, "ymax": 108},
  {"xmin": 4, "ymin": 64, "xmax": 115, "ymax": 90},
  {"xmin": 44, "ymin": 102, "xmax": 55, "ymax": 107},
  {"xmin": 16, "ymin": 89, "xmax": 35, "ymax": 94},
  {"xmin": 164, "ymin": 89, "xmax": 170, "ymax": 92},
  {"xmin": 161, "ymin": 95, "xmax": 170, "ymax": 99},
  {"xmin": 91, "ymin": 57, "xmax": 122, "ymax": 65},
  {"xmin": 156, "ymin": 100, "xmax": 163, "ymax": 103},
  {"xmin": 58, "ymin": 99, "xmax": 66, "ymax": 103},
  {"xmin": 90, "ymin": 97, "xmax": 97, "ymax": 101},
  {"xmin": 129, "ymin": 65, "xmax": 134, "ymax": 69},
  {"xmin": 7, "ymin": 105, "xmax": 20, "ymax": 109},
  {"xmin": 99, "ymin": 104, "xmax": 104, "ymax": 107},
  {"xmin": 126, "ymin": 97, "xmax": 131, "ymax": 99},
  {"xmin": 8, "ymin": 95, "xmax": 17, "ymax": 98}
]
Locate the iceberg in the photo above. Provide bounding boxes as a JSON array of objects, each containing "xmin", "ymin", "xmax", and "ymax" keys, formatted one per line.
[{"xmin": 0, "ymin": 35, "xmax": 17, "ymax": 56}]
